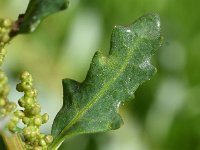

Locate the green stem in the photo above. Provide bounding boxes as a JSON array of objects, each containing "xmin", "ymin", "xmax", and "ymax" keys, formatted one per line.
[
  {"xmin": 48, "ymin": 133, "xmax": 74, "ymax": 150},
  {"xmin": 1, "ymin": 133, "xmax": 24, "ymax": 150}
]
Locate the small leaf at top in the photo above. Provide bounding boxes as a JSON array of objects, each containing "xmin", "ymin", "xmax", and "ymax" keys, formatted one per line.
[
  {"xmin": 11, "ymin": 0, "xmax": 69, "ymax": 35},
  {"xmin": 50, "ymin": 13, "xmax": 162, "ymax": 149}
]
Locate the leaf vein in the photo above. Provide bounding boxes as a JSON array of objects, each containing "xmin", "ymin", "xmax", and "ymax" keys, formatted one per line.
[{"xmin": 60, "ymin": 42, "xmax": 138, "ymax": 136}]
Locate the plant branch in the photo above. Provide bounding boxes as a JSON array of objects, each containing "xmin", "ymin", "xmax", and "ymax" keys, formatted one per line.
[{"xmin": 1, "ymin": 132, "xmax": 24, "ymax": 150}]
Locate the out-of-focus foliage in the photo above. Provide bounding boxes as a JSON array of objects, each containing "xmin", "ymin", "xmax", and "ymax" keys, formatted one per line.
[{"xmin": 0, "ymin": 0, "xmax": 200, "ymax": 150}]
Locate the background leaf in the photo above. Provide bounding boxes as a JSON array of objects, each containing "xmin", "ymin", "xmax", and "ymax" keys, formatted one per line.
[
  {"xmin": 50, "ymin": 13, "xmax": 162, "ymax": 148},
  {"xmin": 14, "ymin": 0, "xmax": 69, "ymax": 34}
]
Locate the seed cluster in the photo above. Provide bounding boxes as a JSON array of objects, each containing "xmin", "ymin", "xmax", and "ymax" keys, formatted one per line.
[
  {"xmin": 0, "ymin": 18, "xmax": 12, "ymax": 66},
  {"xmin": 8, "ymin": 71, "xmax": 53, "ymax": 150},
  {"xmin": 0, "ymin": 70, "xmax": 16, "ymax": 118}
]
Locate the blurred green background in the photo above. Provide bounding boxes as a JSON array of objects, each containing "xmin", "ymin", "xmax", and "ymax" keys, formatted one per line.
[{"xmin": 1, "ymin": 0, "xmax": 200, "ymax": 150}]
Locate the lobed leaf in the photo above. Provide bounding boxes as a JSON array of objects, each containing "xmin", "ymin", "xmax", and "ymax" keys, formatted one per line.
[{"xmin": 50, "ymin": 13, "xmax": 162, "ymax": 149}]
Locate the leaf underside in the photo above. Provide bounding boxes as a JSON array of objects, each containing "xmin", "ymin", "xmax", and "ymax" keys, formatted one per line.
[
  {"xmin": 16, "ymin": 0, "xmax": 69, "ymax": 33},
  {"xmin": 51, "ymin": 13, "xmax": 162, "ymax": 146}
]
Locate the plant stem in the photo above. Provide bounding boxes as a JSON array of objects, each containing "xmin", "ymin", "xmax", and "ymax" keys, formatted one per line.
[
  {"xmin": 1, "ymin": 132, "xmax": 24, "ymax": 150},
  {"xmin": 48, "ymin": 133, "xmax": 74, "ymax": 150},
  {"xmin": 48, "ymin": 136, "xmax": 65, "ymax": 150}
]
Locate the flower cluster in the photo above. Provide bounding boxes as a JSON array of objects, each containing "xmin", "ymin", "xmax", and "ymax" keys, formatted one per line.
[
  {"xmin": 0, "ymin": 19, "xmax": 16, "ymax": 129},
  {"xmin": 0, "ymin": 18, "xmax": 12, "ymax": 66},
  {"xmin": 8, "ymin": 71, "xmax": 53, "ymax": 150},
  {"xmin": 0, "ymin": 70, "xmax": 16, "ymax": 118}
]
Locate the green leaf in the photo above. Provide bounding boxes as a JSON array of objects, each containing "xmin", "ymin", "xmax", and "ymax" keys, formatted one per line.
[
  {"xmin": 14, "ymin": 0, "xmax": 69, "ymax": 34},
  {"xmin": 50, "ymin": 13, "xmax": 162, "ymax": 149}
]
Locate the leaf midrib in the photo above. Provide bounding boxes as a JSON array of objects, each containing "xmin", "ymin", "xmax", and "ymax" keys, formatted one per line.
[{"xmin": 57, "ymin": 39, "xmax": 140, "ymax": 139}]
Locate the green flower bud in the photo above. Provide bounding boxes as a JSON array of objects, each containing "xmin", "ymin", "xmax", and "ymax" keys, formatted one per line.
[
  {"xmin": 11, "ymin": 115, "xmax": 19, "ymax": 123},
  {"xmin": 14, "ymin": 110, "xmax": 24, "ymax": 119},
  {"xmin": 3, "ymin": 19, "xmax": 12, "ymax": 28},
  {"xmin": 0, "ymin": 98, "xmax": 6, "ymax": 106},
  {"xmin": 7, "ymin": 121, "xmax": 17, "ymax": 132},
  {"xmin": 39, "ymin": 139, "xmax": 46, "ymax": 146},
  {"xmin": 0, "ymin": 108, "xmax": 6, "ymax": 115},
  {"xmin": 42, "ymin": 113, "xmax": 49, "ymax": 123},
  {"xmin": 21, "ymin": 82, "xmax": 32, "ymax": 91},
  {"xmin": 33, "ymin": 89, "xmax": 38, "ymax": 97},
  {"xmin": 0, "ymin": 48, "xmax": 7, "ymax": 55},
  {"xmin": 30, "ymin": 104, "xmax": 41, "ymax": 115},
  {"xmin": 23, "ymin": 127, "xmax": 32, "ymax": 139},
  {"xmin": 6, "ymin": 102, "xmax": 16, "ymax": 112},
  {"xmin": 26, "ymin": 90, "xmax": 36, "ymax": 98},
  {"xmin": 44, "ymin": 135, "xmax": 53, "ymax": 144},
  {"xmin": 16, "ymin": 83, "xmax": 23, "ymax": 92},
  {"xmin": 21, "ymin": 71, "xmax": 32, "ymax": 81},
  {"xmin": 34, "ymin": 117, "xmax": 42, "ymax": 126},
  {"xmin": 30, "ymin": 130, "xmax": 37, "ymax": 138},
  {"xmin": 18, "ymin": 98, "xmax": 25, "ymax": 107},
  {"xmin": 0, "ymin": 28, "xmax": 6, "ymax": 34},
  {"xmin": 2, "ymin": 85, "xmax": 9, "ymax": 96},
  {"xmin": 25, "ymin": 97, "xmax": 34, "ymax": 106},
  {"xmin": 11, "ymin": 102, "xmax": 17, "ymax": 110},
  {"xmin": 0, "ymin": 70, "xmax": 5, "ymax": 78},
  {"xmin": 25, "ymin": 144, "xmax": 33, "ymax": 150},
  {"xmin": 22, "ymin": 117, "xmax": 30, "ymax": 125},
  {"xmin": 2, "ymin": 35, "xmax": 10, "ymax": 43},
  {"xmin": 33, "ymin": 139, "xmax": 39, "ymax": 146}
]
